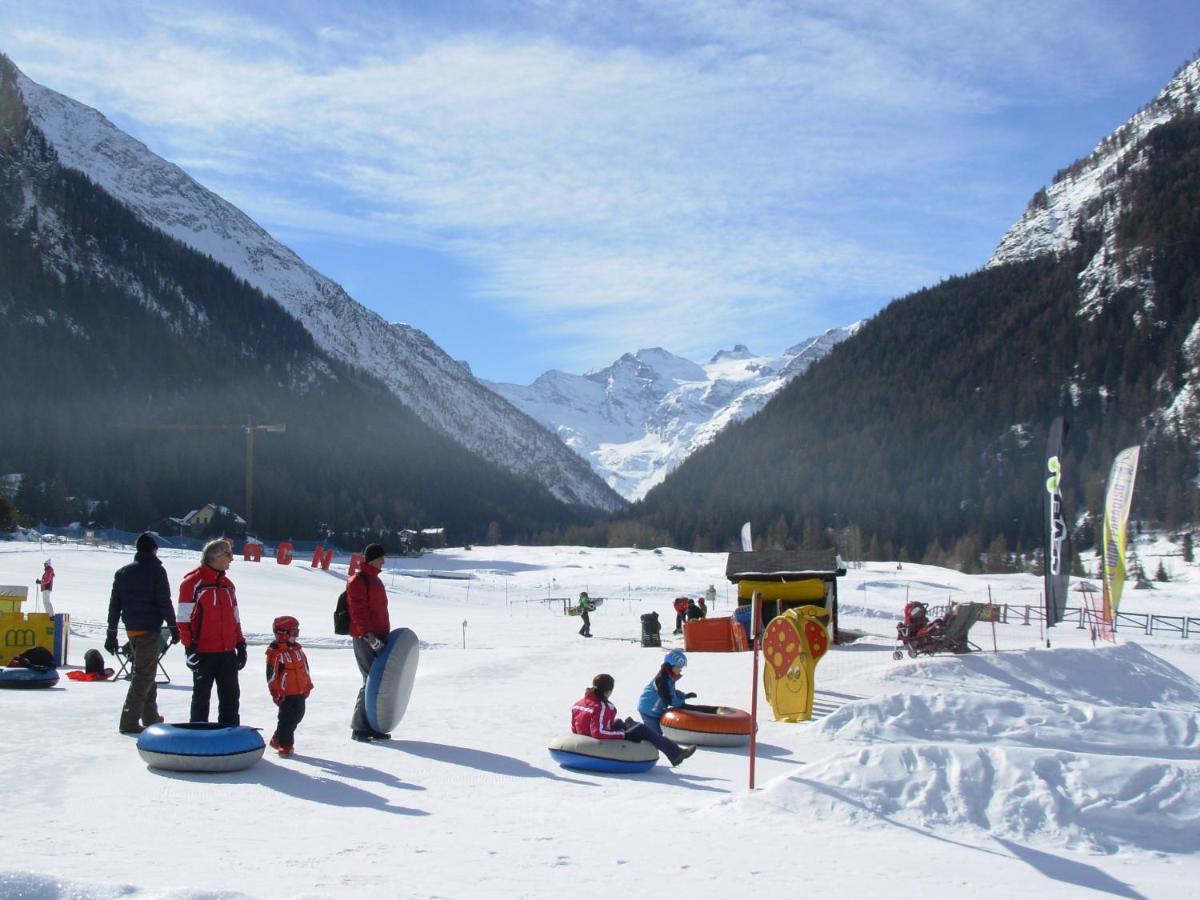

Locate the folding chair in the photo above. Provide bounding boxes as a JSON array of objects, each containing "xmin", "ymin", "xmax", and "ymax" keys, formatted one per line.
[{"xmin": 114, "ymin": 627, "xmax": 172, "ymax": 684}]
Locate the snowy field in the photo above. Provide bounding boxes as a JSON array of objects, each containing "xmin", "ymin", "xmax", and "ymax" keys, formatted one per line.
[{"xmin": 0, "ymin": 538, "xmax": 1197, "ymax": 899}]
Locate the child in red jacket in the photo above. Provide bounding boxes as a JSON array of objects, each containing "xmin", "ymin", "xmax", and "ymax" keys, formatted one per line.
[{"xmin": 266, "ymin": 615, "xmax": 313, "ymax": 757}]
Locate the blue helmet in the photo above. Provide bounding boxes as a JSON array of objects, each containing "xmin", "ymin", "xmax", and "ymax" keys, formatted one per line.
[{"xmin": 664, "ymin": 649, "xmax": 688, "ymax": 668}]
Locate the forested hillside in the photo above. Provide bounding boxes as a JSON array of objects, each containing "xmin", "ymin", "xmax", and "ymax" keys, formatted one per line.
[
  {"xmin": 592, "ymin": 112, "xmax": 1200, "ymax": 562},
  {"xmin": 0, "ymin": 61, "xmax": 583, "ymax": 545}
]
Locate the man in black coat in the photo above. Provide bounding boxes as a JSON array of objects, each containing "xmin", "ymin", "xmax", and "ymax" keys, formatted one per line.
[{"xmin": 106, "ymin": 532, "xmax": 180, "ymax": 735}]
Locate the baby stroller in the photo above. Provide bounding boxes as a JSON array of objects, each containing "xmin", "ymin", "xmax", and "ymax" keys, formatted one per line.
[{"xmin": 893, "ymin": 600, "xmax": 983, "ymax": 659}]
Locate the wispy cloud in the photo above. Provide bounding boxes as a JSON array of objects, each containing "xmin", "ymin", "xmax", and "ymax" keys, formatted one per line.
[{"xmin": 0, "ymin": 0, "xmax": 1181, "ymax": 368}]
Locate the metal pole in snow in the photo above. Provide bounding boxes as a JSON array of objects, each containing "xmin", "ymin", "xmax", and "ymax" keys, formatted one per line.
[
  {"xmin": 988, "ymin": 585, "xmax": 998, "ymax": 653},
  {"xmin": 749, "ymin": 591, "xmax": 762, "ymax": 790},
  {"xmin": 462, "ymin": 619, "xmax": 467, "ymax": 649}
]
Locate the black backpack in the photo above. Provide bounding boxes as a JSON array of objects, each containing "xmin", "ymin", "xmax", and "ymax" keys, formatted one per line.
[
  {"xmin": 334, "ymin": 571, "xmax": 366, "ymax": 635},
  {"xmin": 334, "ymin": 590, "xmax": 350, "ymax": 635},
  {"xmin": 84, "ymin": 648, "xmax": 106, "ymax": 675},
  {"xmin": 14, "ymin": 646, "xmax": 55, "ymax": 671}
]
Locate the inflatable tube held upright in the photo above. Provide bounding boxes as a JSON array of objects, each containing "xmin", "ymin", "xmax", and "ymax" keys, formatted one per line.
[
  {"xmin": 136, "ymin": 723, "xmax": 265, "ymax": 773},
  {"xmin": 0, "ymin": 668, "xmax": 59, "ymax": 689},
  {"xmin": 547, "ymin": 734, "xmax": 658, "ymax": 773},
  {"xmin": 365, "ymin": 627, "xmax": 420, "ymax": 734}
]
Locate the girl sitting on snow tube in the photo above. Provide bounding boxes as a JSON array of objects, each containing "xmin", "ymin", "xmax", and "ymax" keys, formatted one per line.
[{"xmin": 572, "ymin": 673, "xmax": 695, "ymax": 766}]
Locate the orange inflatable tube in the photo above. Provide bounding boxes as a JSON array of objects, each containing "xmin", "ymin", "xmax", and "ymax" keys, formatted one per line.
[{"xmin": 660, "ymin": 705, "xmax": 753, "ymax": 746}]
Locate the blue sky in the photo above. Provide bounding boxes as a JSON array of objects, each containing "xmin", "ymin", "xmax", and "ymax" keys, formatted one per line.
[{"xmin": 1, "ymin": 1, "xmax": 1197, "ymax": 383}]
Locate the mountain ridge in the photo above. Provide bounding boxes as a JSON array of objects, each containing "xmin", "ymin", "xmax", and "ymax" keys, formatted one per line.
[
  {"xmin": 485, "ymin": 324, "xmax": 860, "ymax": 500},
  {"xmin": 13, "ymin": 64, "xmax": 623, "ymax": 513}
]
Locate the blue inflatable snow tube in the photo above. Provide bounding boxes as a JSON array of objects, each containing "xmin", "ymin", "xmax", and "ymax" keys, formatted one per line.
[
  {"xmin": 136, "ymin": 723, "xmax": 265, "ymax": 772},
  {"xmin": 0, "ymin": 667, "xmax": 59, "ymax": 689},
  {"xmin": 365, "ymin": 627, "xmax": 420, "ymax": 734},
  {"xmin": 547, "ymin": 734, "xmax": 658, "ymax": 774}
]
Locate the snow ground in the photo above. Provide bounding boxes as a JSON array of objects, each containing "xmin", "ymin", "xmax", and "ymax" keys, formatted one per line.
[{"xmin": 0, "ymin": 539, "xmax": 1197, "ymax": 899}]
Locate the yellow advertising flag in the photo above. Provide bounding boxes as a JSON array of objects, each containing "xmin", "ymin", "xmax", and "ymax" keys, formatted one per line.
[{"xmin": 1102, "ymin": 446, "xmax": 1140, "ymax": 618}]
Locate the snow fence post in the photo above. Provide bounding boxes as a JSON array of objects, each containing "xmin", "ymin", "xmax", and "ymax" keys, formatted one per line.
[{"xmin": 749, "ymin": 591, "xmax": 762, "ymax": 791}]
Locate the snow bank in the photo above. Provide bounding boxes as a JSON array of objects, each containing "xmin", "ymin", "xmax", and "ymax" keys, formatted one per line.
[{"xmin": 713, "ymin": 643, "xmax": 1200, "ymax": 854}]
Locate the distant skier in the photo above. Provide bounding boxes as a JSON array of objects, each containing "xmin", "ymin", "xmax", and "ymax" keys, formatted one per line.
[
  {"xmin": 672, "ymin": 596, "xmax": 689, "ymax": 634},
  {"xmin": 35, "ymin": 559, "xmax": 54, "ymax": 616},
  {"xmin": 577, "ymin": 591, "xmax": 593, "ymax": 638},
  {"xmin": 705, "ymin": 584, "xmax": 717, "ymax": 614}
]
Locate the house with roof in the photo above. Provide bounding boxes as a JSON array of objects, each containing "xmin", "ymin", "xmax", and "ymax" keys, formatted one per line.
[
  {"xmin": 161, "ymin": 503, "xmax": 246, "ymax": 538},
  {"xmin": 725, "ymin": 548, "xmax": 847, "ymax": 643}
]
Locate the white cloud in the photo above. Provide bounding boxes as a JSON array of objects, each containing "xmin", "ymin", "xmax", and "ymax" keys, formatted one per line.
[{"xmin": 0, "ymin": 0, "xmax": 1178, "ymax": 364}]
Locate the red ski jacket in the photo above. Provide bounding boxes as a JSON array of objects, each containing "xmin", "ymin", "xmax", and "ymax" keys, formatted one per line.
[
  {"xmin": 177, "ymin": 565, "xmax": 245, "ymax": 653},
  {"xmin": 37, "ymin": 565, "xmax": 54, "ymax": 591},
  {"xmin": 570, "ymin": 693, "xmax": 626, "ymax": 741},
  {"xmin": 265, "ymin": 641, "xmax": 313, "ymax": 703},
  {"xmin": 346, "ymin": 566, "xmax": 390, "ymax": 639}
]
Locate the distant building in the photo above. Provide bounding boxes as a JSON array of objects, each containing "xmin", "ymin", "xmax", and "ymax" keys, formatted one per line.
[
  {"xmin": 162, "ymin": 502, "xmax": 247, "ymax": 538},
  {"xmin": 725, "ymin": 548, "xmax": 847, "ymax": 643}
]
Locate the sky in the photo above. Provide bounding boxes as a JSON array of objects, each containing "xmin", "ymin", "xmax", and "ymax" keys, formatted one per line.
[
  {"xmin": 1, "ymin": 535, "xmax": 1198, "ymax": 897},
  {"xmin": 1, "ymin": 1, "xmax": 1198, "ymax": 383}
]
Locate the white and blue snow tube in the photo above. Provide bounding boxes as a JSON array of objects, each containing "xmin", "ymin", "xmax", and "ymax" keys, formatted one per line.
[
  {"xmin": 365, "ymin": 627, "xmax": 420, "ymax": 734},
  {"xmin": 136, "ymin": 723, "xmax": 265, "ymax": 772},
  {"xmin": 0, "ymin": 667, "xmax": 59, "ymax": 689},
  {"xmin": 547, "ymin": 734, "xmax": 658, "ymax": 774}
]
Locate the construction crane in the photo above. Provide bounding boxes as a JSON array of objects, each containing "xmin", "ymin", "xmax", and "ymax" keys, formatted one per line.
[{"xmin": 119, "ymin": 418, "xmax": 286, "ymax": 532}]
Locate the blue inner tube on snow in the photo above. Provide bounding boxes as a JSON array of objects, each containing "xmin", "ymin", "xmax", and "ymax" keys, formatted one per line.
[
  {"xmin": 136, "ymin": 723, "xmax": 265, "ymax": 772},
  {"xmin": 0, "ymin": 667, "xmax": 59, "ymax": 689},
  {"xmin": 365, "ymin": 627, "xmax": 420, "ymax": 734},
  {"xmin": 547, "ymin": 734, "xmax": 658, "ymax": 774}
]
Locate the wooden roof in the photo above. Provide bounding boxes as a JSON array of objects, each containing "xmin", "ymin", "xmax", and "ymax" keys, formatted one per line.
[{"xmin": 725, "ymin": 548, "xmax": 845, "ymax": 582}]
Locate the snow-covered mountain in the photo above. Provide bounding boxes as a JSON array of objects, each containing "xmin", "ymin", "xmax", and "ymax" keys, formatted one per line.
[
  {"xmin": 13, "ymin": 66, "xmax": 623, "ymax": 513},
  {"xmin": 485, "ymin": 326, "xmax": 860, "ymax": 500},
  {"xmin": 987, "ymin": 55, "xmax": 1200, "ymax": 444}
]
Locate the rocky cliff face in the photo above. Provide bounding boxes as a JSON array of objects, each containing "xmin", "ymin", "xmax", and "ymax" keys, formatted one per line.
[{"xmin": 987, "ymin": 57, "xmax": 1200, "ymax": 448}]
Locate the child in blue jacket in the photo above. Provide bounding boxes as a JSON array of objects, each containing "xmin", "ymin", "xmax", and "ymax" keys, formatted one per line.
[{"xmin": 637, "ymin": 649, "xmax": 697, "ymax": 735}]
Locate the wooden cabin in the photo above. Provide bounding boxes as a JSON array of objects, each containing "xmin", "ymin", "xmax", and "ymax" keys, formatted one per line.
[{"xmin": 725, "ymin": 548, "xmax": 847, "ymax": 644}]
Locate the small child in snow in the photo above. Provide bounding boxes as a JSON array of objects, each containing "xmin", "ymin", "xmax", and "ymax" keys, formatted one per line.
[
  {"xmin": 265, "ymin": 615, "xmax": 313, "ymax": 757},
  {"xmin": 637, "ymin": 649, "xmax": 696, "ymax": 735}
]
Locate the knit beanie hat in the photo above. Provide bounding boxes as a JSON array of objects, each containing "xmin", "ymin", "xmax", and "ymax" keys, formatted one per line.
[
  {"xmin": 135, "ymin": 532, "xmax": 158, "ymax": 554},
  {"xmin": 364, "ymin": 543, "xmax": 386, "ymax": 563}
]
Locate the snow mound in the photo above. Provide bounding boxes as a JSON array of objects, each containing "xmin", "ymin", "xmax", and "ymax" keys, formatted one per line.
[
  {"xmin": 710, "ymin": 643, "xmax": 1200, "ymax": 853},
  {"xmin": 878, "ymin": 642, "xmax": 1200, "ymax": 709},
  {"xmin": 762, "ymin": 744, "xmax": 1200, "ymax": 853}
]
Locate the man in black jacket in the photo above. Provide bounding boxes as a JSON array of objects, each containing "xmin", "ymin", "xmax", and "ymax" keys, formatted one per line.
[{"xmin": 106, "ymin": 532, "xmax": 180, "ymax": 735}]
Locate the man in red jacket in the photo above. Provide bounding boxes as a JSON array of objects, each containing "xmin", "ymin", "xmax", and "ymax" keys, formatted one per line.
[
  {"xmin": 178, "ymin": 538, "xmax": 247, "ymax": 725},
  {"xmin": 347, "ymin": 543, "xmax": 391, "ymax": 742}
]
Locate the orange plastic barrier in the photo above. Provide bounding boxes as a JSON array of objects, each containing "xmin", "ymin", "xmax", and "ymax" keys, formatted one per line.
[{"xmin": 683, "ymin": 617, "xmax": 735, "ymax": 652}]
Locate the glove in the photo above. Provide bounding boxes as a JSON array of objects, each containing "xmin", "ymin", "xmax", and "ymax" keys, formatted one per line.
[
  {"xmin": 365, "ymin": 633, "xmax": 384, "ymax": 652},
  {"xmin": 684, "ymin": 692, "xmax": 697, "ymax": 700},
  {"xmin": 236, "ymin": 644, "xmax": 248, "ymax": 670},
  {"xmin": 186, "ymin": 649, "xmax": 201, "ymax": 670},
  {"xmin": 104, "ymin": 631, "xmax": 119, "ymax": 655},
  {"xmin": 168, "ymin": 626, "xmax": 181, "ymax": 645},
  {"xmin": 271, "ymin": 690, "xmax": 283, "ymax": 706}
]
